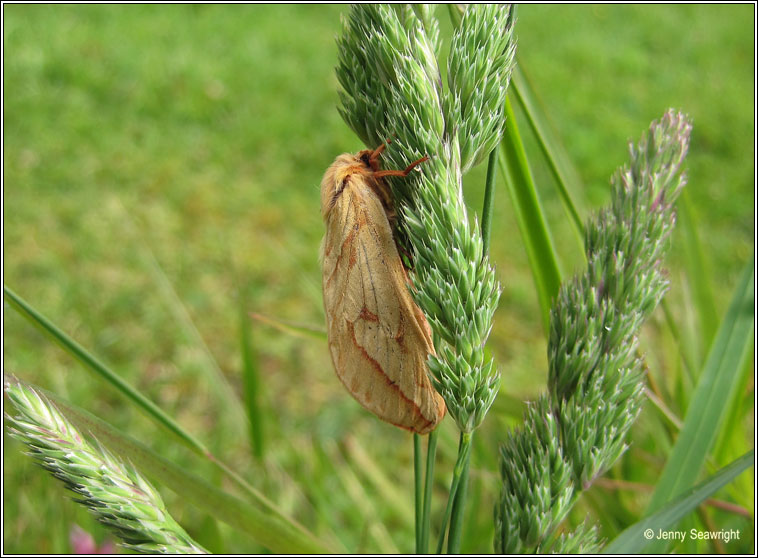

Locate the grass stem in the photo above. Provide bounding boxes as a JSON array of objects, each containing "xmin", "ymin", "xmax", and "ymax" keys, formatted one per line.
[
  {"xmin": 446, "ymin": 432, "xmax": 472, "ymax": 553},
  {"xmin": 414, "ymin": 433, "xmax": 423, "ymax": 553},
  {"xmin": 435, "ymin": 432, "xmax": 472, "ymax": 553},
  {"xmin": 420, "ymin": 429, "xmax": 438, "ymax": 553}
]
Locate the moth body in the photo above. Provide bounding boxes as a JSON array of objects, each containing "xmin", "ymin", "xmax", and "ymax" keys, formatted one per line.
[{"xmin": 320, "ymin": 144, "xmax": 445, "ymax": 434}]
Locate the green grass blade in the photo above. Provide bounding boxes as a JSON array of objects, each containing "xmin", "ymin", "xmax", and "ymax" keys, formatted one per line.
[
  {"xmin": 645, "ymin": 256, "xmax": 754, "ymax": 517},
  {"xmin": 5, "ymin": 375, "xmax": 332, "ymax": 554},
  {"xmin": 713, "ymin": 353, "xmax": 754, "ymax": 464},
  {"xmin": 240, "ymin": 288, "xmax": 265, "ymax": 460},
  {"xmin": 660, "ymin": 298, "xmax": 698, "ymax": 382},
  {"xmin": 678, "ymin": 191, "xmax": 719, "ymax": 348},
  {"xmin": 510, "ymin": 62, "xmax": 585, "ymax": 242},
  {"xmin": 3, "ymin": 285, "xmax": 209, "ymax": 456},
  {"xmin": 481, "ymin": 148, "xmax": 499, "ymax": 257},
  {"xmin": 604, "ymin": 450, "xmax": 753, "ymax": 554},
  {"xmin": 499, "ymin": 96, "xmax": 563, "ymax": 332}
]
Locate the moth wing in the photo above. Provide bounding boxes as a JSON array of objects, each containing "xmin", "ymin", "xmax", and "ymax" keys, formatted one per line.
[{"xmin": 322, "ymin": 187, "xmax": 445, "ymax": 434}]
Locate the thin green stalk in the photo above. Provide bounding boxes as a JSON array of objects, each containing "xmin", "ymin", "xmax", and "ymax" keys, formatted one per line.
[
  {"xmin": 435, "ymin": 432, "xmax": 473, "ymax": 554},
  {"xmin": 420, "ymin": 428, "xmax": 439, "ymax": 554},
  {"xmin": 481, "ymin": 148, "xmax": 499, "ymax": 257},
  {"xmin": 3, "ymin": 285, "xmax": 209, "ymax": 457},
  {"xmin": 414, "ymin": 433, "xmax": 423, "ymax": 553},
  {"xmin": 446, "ymin": 435, "xmax": 472, "ymax": 553}
]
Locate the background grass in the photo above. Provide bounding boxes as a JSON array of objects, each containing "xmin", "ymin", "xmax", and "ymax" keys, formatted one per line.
[{"xmin": 3, "ymin": 4, "xmax": 754, "ymax": 554}]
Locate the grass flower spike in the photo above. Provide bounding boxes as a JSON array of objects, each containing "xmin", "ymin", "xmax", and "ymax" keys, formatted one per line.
[
  {"xmin": 337, "ymin": 3, "xmax": 515, "ymax": 434},
  {"xmin": 495, "ymin": 110, "xmax": 692, "ymax": 553},
  {"xmin": 5, "ymin": 376, "xmax": 207, "ymax": 554}
]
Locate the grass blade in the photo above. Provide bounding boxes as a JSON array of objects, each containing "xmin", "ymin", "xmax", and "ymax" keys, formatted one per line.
[
  {"xmin": 481, "ymin": 148, "xmax": 499, "ymax": 257},
  {"xmin": 240, "ymin": 288, "xmax": 264, "ymax": 460},
  {"xmin": 714, "ymin": 354, "xmax": 754, "ymax": 466},
  {"xmin": 499, "ymin": 96, "xmax": 563, "ymax": 332},
  {"xmin": 446, "ymin": 3, "xmax": 463, "ymax": 28},
  {"xmin": 510, "ymin": 62, "xmax": 585, "ymax": 242},
  {"xmin": 604, "ymin": 450, "xmax": 753, "ymax": 554},
  {"xmin": 645, "ymin": 257, "xmax": 754, "ymax": 525},
  {"xmin": 678, "ymin": 191, "xmax": 719, "ymax": 348},
  {"xmin": 3, "ymin": 285, "xmax": 209, "ymax": 457},
  {"xmin": 4, "ymin": 375, "xmax": 332, "ymax": 554}
]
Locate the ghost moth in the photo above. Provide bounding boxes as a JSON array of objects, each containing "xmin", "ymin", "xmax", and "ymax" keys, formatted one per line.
[{"xmin": 320, "ymin": 143, "xmax": 445, "ymax": 434}]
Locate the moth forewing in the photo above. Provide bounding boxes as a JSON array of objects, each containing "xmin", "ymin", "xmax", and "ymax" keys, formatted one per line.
[{"xmin": 320, "ymin": 146, "xmax": 445, "ymax": 434}]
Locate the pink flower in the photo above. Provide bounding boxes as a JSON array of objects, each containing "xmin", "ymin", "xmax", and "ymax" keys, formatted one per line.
[{"xmin": 69, "ymin": 525, "xmax": 116, "ymax": 554}]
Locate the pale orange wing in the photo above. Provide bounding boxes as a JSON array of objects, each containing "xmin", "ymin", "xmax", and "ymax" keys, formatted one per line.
[{"xmin": 322, "ymin": 182, "xmax": 445, "ymax": 434}]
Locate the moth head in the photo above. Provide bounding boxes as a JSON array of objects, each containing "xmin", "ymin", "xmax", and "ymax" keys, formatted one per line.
[
  {"xmin": 357, "ymin": 149, "xmax": 382, "ymax": 172},
  {"xmin": 320, "ymin": 151, "xmax": 373, "ymax": 220}
]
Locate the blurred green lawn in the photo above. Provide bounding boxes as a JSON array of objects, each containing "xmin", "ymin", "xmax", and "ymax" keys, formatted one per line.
[{"xmin": 3, "ymin": 4, "xmax": 754, "ymax": 554}]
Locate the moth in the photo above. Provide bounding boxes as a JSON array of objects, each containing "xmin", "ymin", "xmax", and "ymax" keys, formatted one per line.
[{"xmin": 320, "ymin": 143, "xmax": 446, "ymax": 434}]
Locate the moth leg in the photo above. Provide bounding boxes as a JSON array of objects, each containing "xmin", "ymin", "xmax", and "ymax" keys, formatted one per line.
[
  {"xmin": 369, "ymin": 138, "xmax": 428, "ymax": 178},
  {"xmin": 374, "ymin": 155, "xmax": 429, "ymax": 178},
  {"xmin": 369, "ymin": 141, "xmax": 388, "ymax": 162},
  {"xmin": 371, "ymin": 151, "xmax": 428, "ymax": 219}
]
